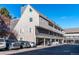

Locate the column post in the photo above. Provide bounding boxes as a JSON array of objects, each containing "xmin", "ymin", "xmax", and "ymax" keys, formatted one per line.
[
  {"xmin": 50, "ymin": 38, "xmax": 52, "ymax": 45},
  {"xmin": 62, "ymin": 38, "xmax": 64, "ymax": 44},
  {"xmin": 73, "ymin": 39, "xmax": 75, "ymax": 44},
  {"xmin": 44, "ymin": 38, "xmax": 45, "ymax": 47}
]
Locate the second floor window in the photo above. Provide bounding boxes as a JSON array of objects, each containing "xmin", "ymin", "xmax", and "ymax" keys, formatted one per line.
[
  {"xmin": 29, "ymin": 8, "xmax": 32, "ymax": 12},
  {"xmin": 29, "ymin": 8, "xmax": 33, "ymax": 16},
  {"xmin": 29, "ymin": 18, "xmax": 33, "ymax": 22}
]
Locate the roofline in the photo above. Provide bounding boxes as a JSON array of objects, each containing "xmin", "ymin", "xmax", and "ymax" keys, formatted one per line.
[
  {"xmin": 27, "ymin": 4, "xmax": 63, "ymax": 30},
  {"xmin": 22, "ymin": 4, "xmax": 63, "ymax": 30}
]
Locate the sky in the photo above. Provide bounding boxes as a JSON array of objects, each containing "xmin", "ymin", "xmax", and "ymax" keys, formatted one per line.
[{"xmin": 0, "ymin": 4, "xmax": 79, "ymax": 29}]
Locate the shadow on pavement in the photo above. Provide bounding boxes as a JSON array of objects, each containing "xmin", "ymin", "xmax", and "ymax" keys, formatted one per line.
[{"xmin": 11, "ymin": 45, "xmax": 79, "ymax": 55}]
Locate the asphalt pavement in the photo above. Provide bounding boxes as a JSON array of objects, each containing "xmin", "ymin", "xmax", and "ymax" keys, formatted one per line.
[{"xmin": 12, "ymin": 45, "xmax": 79, "ymax": 55}]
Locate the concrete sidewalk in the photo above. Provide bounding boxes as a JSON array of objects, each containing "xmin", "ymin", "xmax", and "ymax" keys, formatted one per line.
[{"xmin": 0, "ymin": 44, "xmax": 63, "ymax": 55}]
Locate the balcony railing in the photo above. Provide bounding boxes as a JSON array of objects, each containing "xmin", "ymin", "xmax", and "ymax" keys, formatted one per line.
[{"xmin": 36, "ymin": 33, "xmax": 63, "ymax": 39}]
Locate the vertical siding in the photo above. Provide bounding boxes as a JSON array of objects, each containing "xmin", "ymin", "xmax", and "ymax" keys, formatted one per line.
[{"xmin": 13, "ymin": 5, "xmax": 39, "ymax": 43}]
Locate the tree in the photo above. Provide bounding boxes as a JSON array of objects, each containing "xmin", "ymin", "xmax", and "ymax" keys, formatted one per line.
[{"xmin": 0, "ymin": 7, "xmax": 11, "ymax": 18}]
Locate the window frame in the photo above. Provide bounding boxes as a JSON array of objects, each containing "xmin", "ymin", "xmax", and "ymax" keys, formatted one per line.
[
  {"xmin": 29, "ymin": 8, "xmax": 32, "ymax": 12},
  {"xmin": 29, "ymin": 17, "xmax": 33, "ymax": 22}
]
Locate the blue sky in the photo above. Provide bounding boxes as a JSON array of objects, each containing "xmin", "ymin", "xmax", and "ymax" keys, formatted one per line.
[{"xmin": 0, "ymin": 4, "xmax": 79, "ymax": 29}]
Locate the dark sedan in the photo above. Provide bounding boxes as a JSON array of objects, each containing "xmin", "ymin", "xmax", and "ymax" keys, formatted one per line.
[
  {"xmin": 19, "ymin": 41, "xmax": 31, "ymax": 48},
  {"xmin": 5, "ymin": 39, "xmax": 20, "ymax": 50}
]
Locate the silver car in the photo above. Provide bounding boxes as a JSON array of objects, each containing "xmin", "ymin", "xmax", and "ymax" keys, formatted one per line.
[
  {"xmin": 0, "ymin": 38, "xmax": 6, "ymax": 50},
  {"xmin": 19, "ymin": 41, "xmax": 31, "ymax": 48},
  {"xmin": 6, "ymin": 39, "xmax": 20, "ymax": 50}
]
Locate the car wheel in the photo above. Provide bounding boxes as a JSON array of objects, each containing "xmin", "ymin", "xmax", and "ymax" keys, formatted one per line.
[
  {"xmin": 7, "ymin": 44, "xmax": 12, "ymax": 50},
  {"xmin": 20, "ymin": 45, "xmax": 23, "ymax": 49}
]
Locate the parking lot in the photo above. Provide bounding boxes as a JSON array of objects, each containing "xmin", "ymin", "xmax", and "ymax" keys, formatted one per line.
[
  {"xmin": 0, "ymin": 45, "xmax": 56, "ymax": 55},
  {"xmin": 0, "ymin": 44, "xmax": 79, "ymax": 55},
  {"xmin": 12, "ymin": 44, "xmax": 79, "ymax": 55}
]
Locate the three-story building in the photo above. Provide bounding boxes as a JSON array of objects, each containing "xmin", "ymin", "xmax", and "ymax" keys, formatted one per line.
[{"xmin": 13, "ymin": 5, "xmax": 64, "ymax": 46}]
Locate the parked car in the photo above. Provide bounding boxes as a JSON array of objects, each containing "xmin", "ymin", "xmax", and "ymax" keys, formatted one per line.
[
  {"xmin": 29, "ymin": 42, "xmax": 36, "ymax": 47},
  {"xmin": 0, "ymin": 38, "xmax": 6, "ymax": 50},
  {"xmin": 5, "ymin": 39, "xmax": 20, "ymax": 50},
  {"xmin": 52, "ymin": 42, "xmax": 59, "ymax": 45},
  {"xmin": 19, "ymin": 41, "xmax": 31, "ymax": 48},
  {"xmin": 47, "ymin": 42, "xmax": 51, "ymax": 46}
]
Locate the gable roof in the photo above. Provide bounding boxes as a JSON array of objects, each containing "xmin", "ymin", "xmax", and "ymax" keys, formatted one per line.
[
  {"xmin": 22, "ymin": 5, "xmax": 63, "ymax": 30},
  {"xmin": 64, "ymin": 28, "xmax": 79, "ymax": 34}
]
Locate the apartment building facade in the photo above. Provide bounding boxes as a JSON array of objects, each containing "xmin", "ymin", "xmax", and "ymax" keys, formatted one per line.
[
  {"xmin": 13, "ymin": 5, "xmax": 64, "ymax": 46},
  {"xmin": 64, "ymin": 28, "xmax": 79, "ymax": 44}
]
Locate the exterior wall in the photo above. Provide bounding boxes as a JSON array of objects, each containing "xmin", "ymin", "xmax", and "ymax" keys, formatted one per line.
[
  {"xmin": 64, "ymin": 34, "xmax": 79, "ymax": 44},
  {"xmin": 64, "ymin": 28, "xmax": 79, "ymax": 44},
  {"xmin": 39, "ymin": 16, "xmax": 64, "ymax": 34},
  {"xmin": 64, "ymin": 34, "xmax": 79, "ymax": 41},
  {"xmin": 39, "ymin": 16, "xmax": 49, "ymax": 29},
  {"xmin": 13, "ymin": 5, "xmax": 64, "ymax": 45},
  {"xmin": 13, "ymin": 5, "xmax": 39, "ymax": 42}
]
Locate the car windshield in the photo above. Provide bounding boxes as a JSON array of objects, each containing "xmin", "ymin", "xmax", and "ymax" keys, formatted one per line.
[{"xmin": 0, "ymin": 39, "xmax": 4, "ymax": 42}]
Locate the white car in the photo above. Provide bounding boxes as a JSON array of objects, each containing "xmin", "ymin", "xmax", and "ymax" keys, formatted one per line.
[
  {"xmin": 52, "ymin": 42, "xmax": 59, "ymax": 45},
  {"xmin": 29, "ymin": 42, "xmax": 36, "ymax": 47},
  {"xmin": 0, "ymin": 38, "xmax": 6, "ymax": 50}
]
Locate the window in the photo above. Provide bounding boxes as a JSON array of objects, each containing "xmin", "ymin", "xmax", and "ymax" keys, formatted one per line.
[
  {"xmin": 29, "ymin": 18, "xmax": 33, "ymax": 22},
  {"xmin": 29, "ymin": 8, "xmax": 32, "ymax": 15},
  {"xmin": 20, "ymin": 38, "xmax": 23, "ymax": 41},
  {"xmin": 29, "ymin": 8, "xmax": 32, "ymax": 12}
]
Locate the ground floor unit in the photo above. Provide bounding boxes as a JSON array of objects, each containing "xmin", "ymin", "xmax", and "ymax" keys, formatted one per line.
[
  {"xmin": 35, "ymin": 26, "xmax": 64, "ymax": 46},
  {"xmin": 64, "ymin": 34, "xmax": 79, "ymax": 44},
  {"xmin": 64, "ymin": 39, "xmax": 79, "ymax": 44},
  {"xmin": 36, "ymin": 35, "xmax": 63, "ymax": 46}
]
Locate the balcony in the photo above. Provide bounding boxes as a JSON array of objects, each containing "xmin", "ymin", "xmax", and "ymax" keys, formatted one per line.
[
  {"xmin": 36, "ymin": 33, "xmax": 63, "ymax": 40},
  {"xmin": 48, "ymin": 25, "xmax": 64, "ymax": 34},
  {"xmin": 39, "ymin": 16, "xmax": 64, "ymax": 35}
]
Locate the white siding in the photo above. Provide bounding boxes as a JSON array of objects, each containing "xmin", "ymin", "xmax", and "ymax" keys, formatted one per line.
[{"xmin": 13, "ymin": 5, "xmax": 39, "ymax": 42}]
